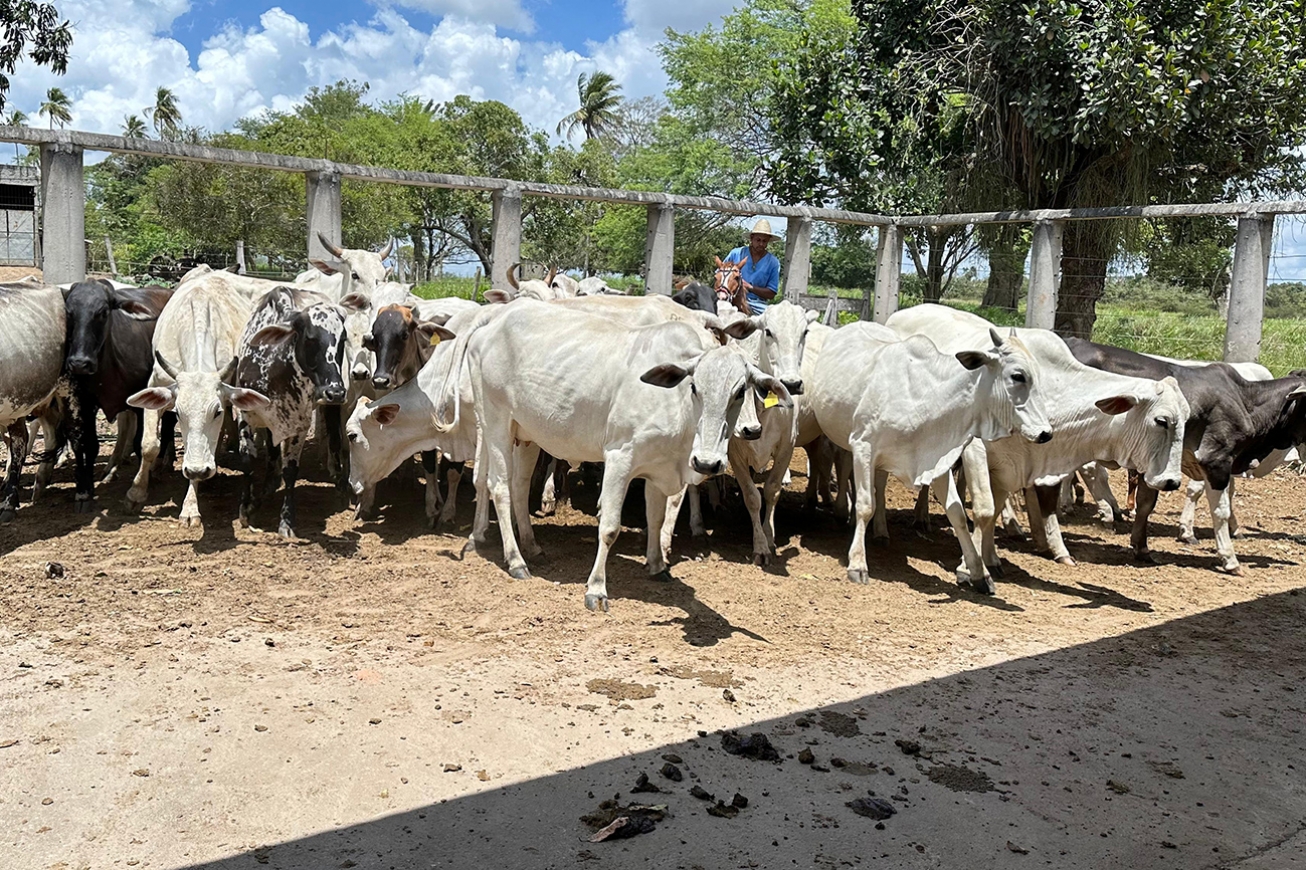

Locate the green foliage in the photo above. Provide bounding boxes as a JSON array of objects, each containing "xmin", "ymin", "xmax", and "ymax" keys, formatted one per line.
[
  {"xmin": 38, "ymin": 85, "xmax": 70, "ymax": 128},
  {"xmin": 556, "ymin": 71, "xmax": 625, "ymax": 141},
  {"xmin": 0, "ymin": 1, "xmax": 71, "ymax": 114},
  {"xmin": 809, "ymin": 225, "xmax": 876, "ymax": 289}
]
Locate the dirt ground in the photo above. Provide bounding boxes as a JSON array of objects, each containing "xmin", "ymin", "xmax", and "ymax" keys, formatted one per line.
[{"xmin": 2, "ymin": 439, "xmax": 1306, "ymax": 870}]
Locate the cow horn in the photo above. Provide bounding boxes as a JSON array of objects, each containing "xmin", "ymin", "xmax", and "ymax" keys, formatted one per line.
[
  {"xmin": 218, "ymin": 355, "xmax": 239, "ymax": 385},
  {"xmin": 154, "ymin": 350, "xmax": 180, "ymax": 381},
  {"xmin": 379, "ymin": 237, "xmax": 394, "ymax": 260},
  {"xmin": 545, "ymin": 266, "xmax": 558, "ymax": 286},
  {"xmin": 317, "ymin": 231, "xmax": 344, "ymax": 258},
  {"xmin": 507, "ymin": 263, "xmax": 521, "ymax": 290}
]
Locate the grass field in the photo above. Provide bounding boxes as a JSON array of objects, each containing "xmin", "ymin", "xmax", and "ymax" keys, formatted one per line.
[{"xmin": 410, "ymin": 273, "xmax": 1306, "ymax": 374}]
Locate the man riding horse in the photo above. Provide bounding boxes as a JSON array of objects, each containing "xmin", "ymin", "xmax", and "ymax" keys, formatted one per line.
[{"xmin": 717, "ymin": 218, "xmax": 782, "ymax": 316}]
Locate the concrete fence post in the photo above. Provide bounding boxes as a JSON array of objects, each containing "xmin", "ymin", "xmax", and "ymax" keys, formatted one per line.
[
  {"xmin": 306, "ymin": 169, "xmax": 342, "ymax": 263},
  {"xmin": 490, "ymin": 186, "xmax": 523, "ymax": 290},
  {"xmin": 1026, "ymin": 220, "xmax": 1063, "ymax": 330},
  {"xmin": 39, "ymin": 142, "xmax": 85, "ymax": 284},
  {"xmin": 644, "ymin": 201, "xmax": 675, "ymax": 295},
  {"xmin": 873, "ymin": 223, "xmax": 902, "ymax": 323},
  {"xmin": 1224, "ymin": 213, "xmax": 1275, "ymax": 363},
  {"xmin": 783, "ymin": 216, "xmax": 812, "ymax": 303}
]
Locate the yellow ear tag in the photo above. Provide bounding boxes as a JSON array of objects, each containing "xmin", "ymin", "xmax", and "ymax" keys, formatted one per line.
[
  {"xmin": 763, "ymin": 391, "xmax": 780, "ymax": 409},
  {"xmin": 429, "ymin": 333, "xmax": 442, "ymax": 347}
]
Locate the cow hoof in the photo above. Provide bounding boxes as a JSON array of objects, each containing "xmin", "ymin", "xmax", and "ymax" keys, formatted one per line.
[
  {"xmin": 1218, "ymin": 563, "xmax": 1245, "ymax": 577},
  {"xmin": 508, "ymin": 565, "xmax": 531, "ymax": 581},
  {"xmin": 277, "ymin": 522, "xmax": 296, "ymax": 540},
  {"xmin": 988, "ymin": 562, "xmax": 1005, "ymax": 580},
  {"xmin": 1134, "ymin": 551, "xmax": 1157, "ymax": 565},
  {"xmin": 1055, "ymin": 556, "xmax": 1076, "ymax": 567},
  {"xmin": 74, "ymin": 496, "xmax": 95, "ymax": 514},
  {"xmin": 124, "ymin": 496, "xmax": 144, "ymax": 514},
  {"xmin": 751, "ymin": 552, "xmax": 771, "ymax": 567},
  {"xmin": 524, "ymin": 546, "xmax": 546, "ymax": 563},
  {"xmin": 584, "ymin": 593, "xmax": 610, "ymax": 613},
  {"xmin": 650, "ymin": 569, "xmax": 673, "ymax": 583},
  {"xmin": 969, "ymin": 574, "xmax": 996, "ymax": 595},
  {"xmin": 0, "ymin": 507, "xmax": 15, "ymax": 524},
  {"xmin": 871, "ymin": 535, "xmax": 890, "ymax": 547},
  {"xmin": 1231, "ymin": 528, "xmax": 1246, "ymax": 539},
  {"xmin": 847, "ymin": 569, "xmax": 869, "ymax": 585},
  {"xmin": 1178, "ymin": 533, "xmax": 1198, "ymax": 545},
  {"xmin": 181, "ymin": 515, "xmax": 200, "ymax": 528}
]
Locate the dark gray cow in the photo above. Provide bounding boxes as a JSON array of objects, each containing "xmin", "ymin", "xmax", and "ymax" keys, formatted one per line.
[
  {"xmin": 1065, "ymin": 338, "xmax": 1306, "ymax": 574},
  {"xmin": 234, "ymin": 286, "xmax": 365, "ymax": 537},
  {"xmin": 62, "ymin": 280, "xmax": 174, "ymax": 512},
  {"xmin": 0, "ymin": 282, "xmax": 66, "ymax": 521}
]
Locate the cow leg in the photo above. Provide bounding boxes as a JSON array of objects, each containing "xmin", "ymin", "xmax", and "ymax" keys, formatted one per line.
[
  {"xmin": 585, "ymin": 452, "xmax": 633, "ymax": 611},
  {"xmin": 70, "ymin": 393, "xmax": 98, "ymax": 514},
  {"xmin": 760, "ymin": 441, "xmax": 792, "ymax": 554},
  {"xmin": 179, "ymin": 478, "xmax": 203, "ymax": 528},
  {"xmin": 261, "ymin": 434, "xmax": 282, "ymax": 501},
  {"xmin": 1130, "ymin": 481, "xmax": 1160, "ymax": 563},
  {"xmin": 511, "ymin": 442, "xmax": 544, "ymax": 562},
  {"xmin": 1124, "ymin": 469, "xmax": 1139, "ymax": 518},
  {"xmin": 1206, "ymin": 484, "xmax": 1241, "ymax": 575},
  {"xmin": 933, "ymin": 472, "xmax": 992, "ymax": 593},
  {"xmin": 846, "ymin": 442, "xmax": 877, "ymax": 584},
  {"xmin": 871, "ymin": 468, "xmax": 890, "ymax": 543},
  {"xmin": 1033, "ymin": 483, "xmax": 1074, "ymax": 565},
  {"xmin": 125, "ymin": 407, "xmax": 162, "ymax": 513},
  {"xmin": 1226, "ymin": 477, "xmax": 1242, "ymax": 538},
  {"xmin": 539, "ymin": 457, "xmax": 558, "ymax": 516},
  {"xmin": 1177, "ymin": 477, "xmax": 1205, "ymax": 544},
  {"xmin": 685, "ymin": 484, "xmax": 706, "ymax": 539},
  {"xmin": 355, "ymin": 485, "xmax": 377, "ymax": 521},
  {"xmin": 237, "ymin": 420, "xmax": 258, "ymax": 529},
  {"xmin": 912, "ymin": 485, "xmax": 931, "ymax": 533},
  {"xmin": 277, "ymin": 437, "xmax": 303, "ymax": 539},
  {"xmin": 960, "ymin": 442, "xmax": 1002, "ymax": 579},
  {"xmin": 833, "ymin": 447, "xmax": 853, "ymax": 522},
  {"xmin": 323, "ymin": 406, "xmax": 348, "ymax": 495},
  {"xmin": 31, "ymin": 406, "xmax": 59, "ymax": 503},
  {"xmin": 1080, "ymin": 463, "xmax": 1121, "ymax": 524},
  {"xmin": 644, "ymin": 481, "xmax": 673, "ymax": 580},
  {"xmin": 422, "ymin": 450, "xmax": 440, "ymax": 528},
  {"xmin": 439, "ymin": 460, "xmax": 463, "ymax": 529},
  {"xmin": 1057, "ymin": 476, "xmax": 1075, "ymax": 513},
  {"xmin": 661, "ymin": 486, "xmax": 687, "ymax": 562},
  {"xmin": 466, "ymin": 431, "xmax": 494, "ymax": 557},
  {"xmin": 731, "ymin": 450, "xmax": 771, "ymax": 565},
  {"xmin": 158, "ymin": 410, "xmax": 177, "ymax": 471},
  {"xmin": 1023, "ymin": 486, "xmax": 1050, "ymax": 553},
  {"xmin": 103, "ymin": 410, "xmax": 137, "ymax": 483},
  {"xmin": 1, "ymin": 420, "xmax": 29, "ymax": 522},
  {"xmin": 483, "ymin": 430, "xmax": 530, "ymax": 579}
]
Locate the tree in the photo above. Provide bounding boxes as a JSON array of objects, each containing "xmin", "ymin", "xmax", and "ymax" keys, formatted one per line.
[
  {"xmin": 556, "ymin": 71, "xmax": 624, "ymax": 141},
  {"xmin": 146, "ymin": 86, "xmax": 181, "ymax": 139},
  {"xmin": 121, "ymin": 114, "xmax": 147, "ymax": 139},
  {"xmin": 4, "ymin": 108, "xmax": 27, "ymax": 159},
  {"xmin": 0, "ymin": 1, "xmax": 71, "ymax": 114},
  {"xmin": 778, "ymin": 0, "xmax": 1306, "ymax": 336},
  {"xmin": 38, "ymin": 85, "xmax": 70, "ymax": 128}
]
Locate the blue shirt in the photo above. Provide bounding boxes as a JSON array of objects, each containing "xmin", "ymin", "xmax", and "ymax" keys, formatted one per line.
[{"xmin": 725, "ymin": 246, "xmax": 780, "ymax": 315}]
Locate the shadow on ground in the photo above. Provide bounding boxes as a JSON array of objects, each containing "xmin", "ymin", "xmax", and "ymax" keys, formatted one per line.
[{"xmin": 177, "ymin": 588, "xmax": 1306, "ymax": 870}]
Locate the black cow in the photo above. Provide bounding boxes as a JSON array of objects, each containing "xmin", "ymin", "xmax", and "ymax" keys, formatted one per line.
[
  {"xmin": 1064, "ymin": 337, "xmax": 1306, "ymax": 574},
  {"xmin": 365, "ymin": 303, "xmax": 452, "ymax": 392},
  {"xmin": 234, "ymin": 287, "xmax": 364, "ymax": 537},
  {"xmin": 672, "ymin": 281, "xmax": 717, "ymax": 313},
  {"xmin": 62, "ymin": 280, "xmax": 174, "ymax": 512}
]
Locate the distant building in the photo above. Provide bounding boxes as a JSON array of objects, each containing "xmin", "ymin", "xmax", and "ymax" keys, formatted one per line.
[{"xmin": 0, "ymin": 165, "xmax": 39, "ymax": 266}]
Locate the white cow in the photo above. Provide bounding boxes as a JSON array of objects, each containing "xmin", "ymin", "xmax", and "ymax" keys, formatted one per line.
[
  {"xmin": 576, "ymin": 276, "xmax": 625, "ymax": 296},
  {"xmin": 888, "ymin": 305, "xmax": 1189, "ymax": 586},
  {"xmin": 293, "ymin": 235, "xmax": 393, "ymax": 303},
  {"xmin": 436, "ymin": 300, "xmax": 780, "ymax": 611},
  {"xmin": 0, "ymin": 283, "xmax": 66, "ymax": 521},
  {"xmin": 125, "ymin": 277, "xmax": 273, "ymax": 524},
  {"xmin": 810, "ymin": 322, "xmax": 1053, "ymax": 586}
]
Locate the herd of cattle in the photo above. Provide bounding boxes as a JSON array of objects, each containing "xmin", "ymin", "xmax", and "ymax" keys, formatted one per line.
[{"xmin": 2, "ymin": 236, "xmax": 1305, "ymax": 611}]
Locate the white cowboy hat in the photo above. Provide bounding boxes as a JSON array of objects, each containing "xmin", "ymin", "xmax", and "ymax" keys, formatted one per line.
[{"xmin": 747, "ymin": 218, "xmax": 782, "ymax": 242}]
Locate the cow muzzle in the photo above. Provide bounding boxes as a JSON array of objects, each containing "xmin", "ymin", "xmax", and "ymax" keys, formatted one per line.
[
  {"xmin": 780, "ymin": 378, "xmax": 803, "ymax": 396},
  {"xmin": 1034, "ymin": 430, "xmax": 1053, "ymax": 444},
  {"xmin": 691, "ymin": 457, "xmax": 724, "ymax": 476},
  {"xmin": 67, "ymin": 356, "xmax": 97, "ymax": 376},
  {"xmin": 737, "ymin": 424, "xmax": 762, "ymax": 441},
  {"xmin": 1154, "ymin": 477, "xmax": 1181, "ymax": 492},
  {"xmin": 183, "ymin": 465, "xmax": 215, "ymax": 481},
  {"xmin": 318, "ymin": 385, "xmax": 347, "ymax": 405},
  {"xmin": 371, "ymin": 374, "xmax": 391, "ymax": 391},
  {"xmin": 351, "ymin": 364, "xmax": 370, "ymax": 382}
]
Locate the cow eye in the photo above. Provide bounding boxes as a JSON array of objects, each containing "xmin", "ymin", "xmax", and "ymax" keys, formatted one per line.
[
  {"xmin": 347, "ymin": 431, "xmax": 359, "ymax": 443},
  {"xmin": 690, "ymin": 383, "xmax": 698, "ymax": 396},
  {"xmin": 351, "ymin": 272, "xmax": 360, "ymax": 281},
  {"xmin": 734, "ymin": 385, "xmax": 746, "ymax": 401},
  {"xmin": 765, "ymin": 328, "xmax": 774, "ymax": 338},
  {"xmin": 211, "ymin": 406, "xmax": 223, "ymax": 419},
  {"xmin": 1011, "ymin": 372, "xmax": 1027, "ymax": 384},
  {"xmin": 1155, "ymin": 417, "xmax": 1169, "ymax": 429}
]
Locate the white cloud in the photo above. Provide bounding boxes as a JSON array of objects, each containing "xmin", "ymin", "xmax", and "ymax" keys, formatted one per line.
[
  {"xmin": 622, "ymin": 0, "xmax": 739, "ymax": 37},
  {"xmin": 2, "ymin": 1, "xmax": 710, "ymax": 144},
  {"xmin": 393, "ymin": 0, "xmax": 534, "ymax": 33}
]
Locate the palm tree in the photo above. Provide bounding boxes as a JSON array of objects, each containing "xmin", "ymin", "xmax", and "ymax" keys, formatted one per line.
[
  {"xmin": 121, "ymin": 114, "xmax": 148, "ymax": 139},
  {"xmin": 39, "ymin": 87, "xmax": 72, "ymax": 129},
  {"xmin": 556, "ymin": 71, "xmax": 624, "ymax": 141},
  {"xmin": 5, "ymin": 109, "xmax": 28, "ymax": 160},
  {"xmin": 145, "ymin": 87, "xmax": 181, "ymax": 139}
]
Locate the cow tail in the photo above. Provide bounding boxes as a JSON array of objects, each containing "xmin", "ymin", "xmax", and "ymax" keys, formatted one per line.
[{"xmin": 432, "ymin": 305, "xmax": 496, "ymax": 434}]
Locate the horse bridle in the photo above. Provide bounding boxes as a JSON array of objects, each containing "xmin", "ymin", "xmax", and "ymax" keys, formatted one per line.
[{"xmin": 713, "ymin": 262, "xmax": 748, "ymax": 313}]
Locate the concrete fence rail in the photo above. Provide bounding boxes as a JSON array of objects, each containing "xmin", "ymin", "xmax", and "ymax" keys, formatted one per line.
[{"xmin": 3, "ymin": 125, "xmax": 1304, "ymax": 364}]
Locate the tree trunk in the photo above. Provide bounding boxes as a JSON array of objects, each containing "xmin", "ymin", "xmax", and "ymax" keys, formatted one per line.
[
  {"xmin": 924, "ymin": 227, "xmax": 946, "ymax": 303},
  {"xmin": 1054, "ymin": 221, "xmax": 1113, "ymax": 339},
  {"xmin": 981, "ymin": 225, "xmax": 1030, "ymax": 310}
]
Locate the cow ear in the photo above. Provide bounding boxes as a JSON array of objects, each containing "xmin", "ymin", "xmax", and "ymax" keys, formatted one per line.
[
  {"xmin": 747, "ymin": 364, "xmax": 794, "ymax": 409},
  {"xmin": 310, "ymin": 258, "xmax": 344, "ymax": 276},
  {"xmin": 128, "ymin": 386, "xmax": 176, "ymax": 411},
  {"xmin": 1289, "ymin": 384, "xmax": 1306, "ymax": 400},
  {"xmin": 115, "ymin": 298, "xmax": 157, "ymax": 320},
  {"xmin": 373, "ymin": 403, "xmax": 401, "ymax": 426},
  {"xmin": 339, "ymin": 293, "xmax": 369, "ymax": 312},
  {"xmin": 805, "ymin": 309, "xmax": 821, "ymax": 323},
  {"xmin": 1095, "ymin": 395, "xmax": 1139, "ymax": 416},
  {"xmin": 362, "ymin": 332, "xmax": 376, "ymax": 351},
  {"xmin": 723, "ymin": 317, "xmax": 760, "ymax": 340},
  {"xmin": 484, "ymin": 289, "xmax": 513, "ymax": 305},
  {"xmin": 224, "ymin": 387, "xmax": 272, "ymax": 411},
  {"xmin": 250, "ymin": 324, "xmax": 296, "ymax": 346},
  {"xmin": 956, "ymin": 349, "xmax": 998, "ymax": 370},
  {"xmin": 416, "ymin": 322, "xmax": 456, "ymax": 346},
  {"xmin": 641, "ymin": 363, "xmax": 692, "ymax": 388}
]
